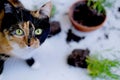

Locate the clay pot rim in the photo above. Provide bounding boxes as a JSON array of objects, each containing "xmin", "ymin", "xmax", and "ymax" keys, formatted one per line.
[{"xmin": 68, "ymin": 0, "xmax": 107, "ymax": 32}]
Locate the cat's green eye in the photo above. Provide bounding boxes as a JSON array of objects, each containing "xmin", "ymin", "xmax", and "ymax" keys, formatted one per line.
[
  {"xmin": 15, "ymin": 29, "xmax": 24, "ymax": 36},
  {"xmin": 35, "ymin": 29, "xmax": 42, "ymax": 35}
]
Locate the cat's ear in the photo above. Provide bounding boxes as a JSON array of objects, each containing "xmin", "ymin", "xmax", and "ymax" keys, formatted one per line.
[
  {"xmin": 30, "ymin": 1, "xmax": 52, "ymax": 18},
  {"xmin": 8, "ymin": 0, "xmax": 23, "ymax": 8},
  {"xmin": 40, "ymin": 1, "xmax": 52, "ymax": 17}
]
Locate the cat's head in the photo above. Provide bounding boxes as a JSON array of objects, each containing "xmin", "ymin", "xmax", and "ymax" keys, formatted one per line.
[
  {"xmin": 5, "ymin": 21, "xmax": 40, "ymax": 48},
  {"xmin": 2, "ymin": 0, "xmax": 52, "ymax": 49}
]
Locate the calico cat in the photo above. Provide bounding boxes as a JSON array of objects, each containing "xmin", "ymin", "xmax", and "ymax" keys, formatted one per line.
[{"xmin": 0, "ymin": 0, "xmax": 52, "ymax": 76}]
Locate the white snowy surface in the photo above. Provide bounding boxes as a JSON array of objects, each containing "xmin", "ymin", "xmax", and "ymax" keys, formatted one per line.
[
  {"xmin": 20, "ymin": 0, "xmax": 51, "ymax": 10},
  {"xmin": 2, "ymin": 0, "xmax": 120, "ymax": 80}
]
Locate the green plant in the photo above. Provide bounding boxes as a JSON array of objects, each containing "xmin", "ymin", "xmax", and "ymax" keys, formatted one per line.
[
  {"xmin": 87, "ymin": 0, "xmax": 114, "ymax": 14},
  {"xmin": 86, "ymin": 55, "xmax": 120, "ymax": 80},
  {"xmin": 50, "ymin": 5, "xmax": 56, "ymax": 17}
]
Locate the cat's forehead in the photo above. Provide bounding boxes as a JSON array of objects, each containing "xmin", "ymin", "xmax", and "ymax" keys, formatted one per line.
[
  {"xmin": 9, "ymin": 21, "xmax": 33, "ymax": 29},
  {"xmin": 19, "ymin": 21, "xmax": 34, "ymax": 29}
]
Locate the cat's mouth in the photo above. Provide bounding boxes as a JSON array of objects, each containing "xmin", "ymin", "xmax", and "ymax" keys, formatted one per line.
[
  {"xmin": 26, "ymin": 38, "xmax": 40, "ymax": 48},
  {"xmin": 10, "ymin": 43, "xmax": 37, "ymax": 59}
]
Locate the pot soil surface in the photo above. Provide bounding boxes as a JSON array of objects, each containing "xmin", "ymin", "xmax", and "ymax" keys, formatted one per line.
[{"xmin": 73, "ymin": 1, "xmax": 106, "ymax": 27}]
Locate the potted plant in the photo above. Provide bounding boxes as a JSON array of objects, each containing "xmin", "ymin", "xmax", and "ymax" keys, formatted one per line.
[
  {"xmin": 69, "ymin": 0, "xmax": 113, "ymax": 32},
  {"xmin": 67, "ymin": 49, "xmax": 120, "ymax": 79}
]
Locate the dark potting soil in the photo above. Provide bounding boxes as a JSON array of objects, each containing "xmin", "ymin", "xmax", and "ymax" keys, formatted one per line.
[
  {"xmin": 66, "ymin": 29, "xmax": 85, "ymax": 43},
  {"xmin": 118, "ymin": 7, "xmax": 120, "ymax": 12},
  {"xmin": 73, "ymin": 2, "xmax": 106, "ymax": 27},
  {"xmin": 67, "ymin": 49, "xmax": 90, "ymax": 68},
  {"xmin": 104, "ymin": 34, "xmax": 109, "ymax": 39},
  {"xmin": 48, "ymin": 21, "xmax": 61, "ymax": 38}
]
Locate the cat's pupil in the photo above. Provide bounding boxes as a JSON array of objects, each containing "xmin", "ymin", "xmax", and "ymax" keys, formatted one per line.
[
  {"xmin": 37, "ymin": 30, "xmax": 40, "ymax": 33},
  {"xmin": 18, "ymin": 30, "xmax": 21, "ymax": 33}
]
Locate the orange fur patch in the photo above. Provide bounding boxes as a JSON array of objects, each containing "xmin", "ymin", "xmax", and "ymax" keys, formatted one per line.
[
  {"xmin": 0, "ymin": 10, "xmax": 4, "ymax": 29},
  {"xmin": 30, "ymin": 11, "xmax": 41, "ymax": 18},
  {"xmin": 0, "ymin": 32, "xmax": 13, "ymax": 55}
]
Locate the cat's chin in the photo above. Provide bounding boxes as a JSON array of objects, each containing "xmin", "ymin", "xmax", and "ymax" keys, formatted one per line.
[
  {"xmin": 11, "ymin": 49, "xmax": 36, "ymax": 60},
  {"xmin": 10, "ymin": 43, "xmax": 38, "ymax": 59}
]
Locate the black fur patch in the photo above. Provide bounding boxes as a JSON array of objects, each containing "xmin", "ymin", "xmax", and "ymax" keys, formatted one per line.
[
  {"xmin": 0, "ymin": 59, "xmax": 5, "ymax": 74},
  {"xmin": 0, "ymin": 54, "xmax": 10, "ymax": 60}
]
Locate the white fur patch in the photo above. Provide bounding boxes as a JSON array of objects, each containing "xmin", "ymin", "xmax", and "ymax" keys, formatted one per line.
[
  {"xmin": 0, "ymin": 74, "xmax": 3, "ymax": 80},
  {"xmin": 10, "ymin": 43, "xmax": 37, "ymax": 59}
]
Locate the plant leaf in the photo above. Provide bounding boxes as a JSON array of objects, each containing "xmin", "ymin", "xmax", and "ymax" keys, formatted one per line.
[{"xmin": 86, "ymin": 55, "xmax": 120, "ymax": 80}]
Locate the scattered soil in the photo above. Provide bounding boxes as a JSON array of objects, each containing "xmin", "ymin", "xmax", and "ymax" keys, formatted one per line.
[
  {"xmin": 67, "ymin": 49, "xmax": 90, "ymax": 68},
  {"xmin": 118, "ymin": 7, "xmax": 120, "ymax": 12},
  {"xmin": 66, "ymin": 29, "xmax": 85, "ymax": 43},
  {"xmin": 73, "ymin": 1, "xmax": 106, "ymax": 27},
  {"xmin": 48, "ymin": 21, "xmax": 61, "ymax": 37},
  {"xmin": 104, "ymin": 34, "xmax": 109, "ymax": 39}
]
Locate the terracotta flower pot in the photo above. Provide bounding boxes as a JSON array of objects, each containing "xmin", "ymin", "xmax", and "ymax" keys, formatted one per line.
[{"xmin": 69, "ymin": 0, "xmax": 106, "ymax": 32}]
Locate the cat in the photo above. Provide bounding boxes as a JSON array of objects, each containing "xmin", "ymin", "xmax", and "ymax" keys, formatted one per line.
[{"xmin": 0, "ymin": 0, "xmax": 52, "ymax": 76}]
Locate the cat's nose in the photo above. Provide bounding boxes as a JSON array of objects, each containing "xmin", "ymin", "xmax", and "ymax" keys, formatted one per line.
[
  {"xmin": 27, "ymin": 38, "xmax": 34, "ymax": 47},
  {"xmin": 28, "ymin": 38, "xmax": 32, "ymax": 47},
  {"xmin": 28, "ymin": 38, "xmax": 30, "ymax": 47},
  {"xmin": 28, "ymin": 42, "xmax": 33, "ymax": 47},
  {"xmin": 28, "ymin": 44, "xmax": 30, "ymax": 47}
]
